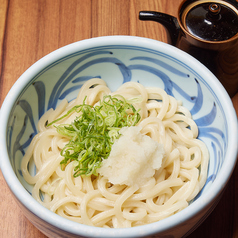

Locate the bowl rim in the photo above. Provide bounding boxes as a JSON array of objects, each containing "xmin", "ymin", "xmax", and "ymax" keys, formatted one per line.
[{"xmin": 0, "ymin": 35, "xmax": 237, "ymax": 237}]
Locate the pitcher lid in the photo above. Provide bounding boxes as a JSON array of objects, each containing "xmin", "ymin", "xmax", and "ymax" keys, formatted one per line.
[{"xmin": 181, "ymin": 0, "xmax": 238, "ymax": 41}]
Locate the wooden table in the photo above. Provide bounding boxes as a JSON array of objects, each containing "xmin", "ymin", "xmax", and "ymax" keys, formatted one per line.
[{"xmin": 0, "ymin": 1, "xmax": 237, "ymax": 237}]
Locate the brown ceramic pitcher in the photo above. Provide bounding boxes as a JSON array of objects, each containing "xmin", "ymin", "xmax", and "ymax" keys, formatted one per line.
[{"xmin": 139, "ymin": 0, "xmax": 238, "ymax": 97}]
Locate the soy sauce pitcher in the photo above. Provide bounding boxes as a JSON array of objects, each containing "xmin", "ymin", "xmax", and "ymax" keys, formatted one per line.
[{"xmin": 139, "ymin": 0, "xmax": 238, "ymax": 97}]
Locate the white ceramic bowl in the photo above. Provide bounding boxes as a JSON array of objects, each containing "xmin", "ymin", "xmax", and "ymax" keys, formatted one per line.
[{"xmin": 0, "ymin": 36, "xmax": 237, "ymax": 238}]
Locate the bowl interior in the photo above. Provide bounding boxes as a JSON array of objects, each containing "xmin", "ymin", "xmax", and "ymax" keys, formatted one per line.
[{"xmin": 2, "ymin": 37, "xmax": 236, "ymax": 236}]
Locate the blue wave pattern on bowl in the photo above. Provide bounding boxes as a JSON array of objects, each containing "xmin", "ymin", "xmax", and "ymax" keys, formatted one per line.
[{"xmin": 7, "ymin": 45, "xmax": 227, "ymax": 200}]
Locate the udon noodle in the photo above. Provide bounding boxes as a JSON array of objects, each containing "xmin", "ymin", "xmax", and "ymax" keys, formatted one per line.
[{"xmin": 21, "ymin": 78, "xmax": 209, "ymax": 228}]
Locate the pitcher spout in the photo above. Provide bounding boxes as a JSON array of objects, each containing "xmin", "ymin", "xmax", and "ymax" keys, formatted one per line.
[{"xmin": 139, "ymin": 11, "xmax": 180, "ymax": 46}]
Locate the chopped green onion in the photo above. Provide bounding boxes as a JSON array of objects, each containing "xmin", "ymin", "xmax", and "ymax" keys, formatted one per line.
[{"xmin": 47, "ymin": 95, "xmax": 141, "ymax": 177}]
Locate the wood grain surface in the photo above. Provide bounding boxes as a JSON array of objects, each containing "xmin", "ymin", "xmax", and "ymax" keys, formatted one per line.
[{"xmin": 0, "ymin": 1, "xmax": 237, "ymax": 237}]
